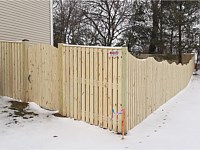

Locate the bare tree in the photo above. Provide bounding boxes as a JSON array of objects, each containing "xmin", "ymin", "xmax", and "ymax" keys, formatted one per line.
[
  {"xmin": 82, "ymin": 0, "xmax": 131, "ymax": 46},
  {"xmin": 53, "ymin": 0, "xmax": 84, "ymax": 47},
  {"xmin": 53, "ymin": 0, "xmax": 66, "ymax": 46}
]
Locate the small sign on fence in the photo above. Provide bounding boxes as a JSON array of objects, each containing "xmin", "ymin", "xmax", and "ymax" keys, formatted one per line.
[{"xmin": 108, "ymin": 50, "xmax": 119, "ymax": 58}]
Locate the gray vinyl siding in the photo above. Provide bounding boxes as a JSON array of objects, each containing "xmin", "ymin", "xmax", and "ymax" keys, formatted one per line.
[{"xmin": 0, "ymin": 0, "xmax": 51, "ymax": 44}]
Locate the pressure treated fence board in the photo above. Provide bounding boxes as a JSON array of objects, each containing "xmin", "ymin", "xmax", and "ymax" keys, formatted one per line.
[
  {"xmin": 107, "ymin": 50, "xmax": 113, "ymax": 130},
  {"xmin": 112, "ymin": 50, "xmax": 118, "ymax": 132},
  {"xmin": 69, "ymin": 47, "xmax": 74, "ymax": 118},
  {"xmin": 103, "ymin": 49, "xmax": 108, "ymax": 128},
  {"xmin": 77, "ymin": 47, "xmax": 82, "ymax": 120},
  {"xmin": 117, "ymin": 49, "xmax": 123, "ymax": 133},
  {"xmin": 94, "ymin": 48, "xmax": 99, "ymax": 126},
  {"xmin": 98, "ymin": 49, "xmax": 103, "ymax": 127},
  {"xmin": 62, "ymin": 46, "xmax": 66, "ymax": 115},
  {"xmin": 0, "ymin": 42, "xmax": 2, "ymax": 95},
  {"xmin": 90, "ymin": 48, "xmax": 94, "ymax": 124},
  {"xmin": 81, "ymin": 47, "xmax": 86, "ymax": 121},
  {"xmin": 65, "ymin": 47, "xmax": 70, "ymax": 117},
  {"xmin": 85, "ymin": 47, "xmax": 90, "ymax": 123},
  {"xmin": 73, "ymin": 47, "xmax": 78, "ymax": 120}
]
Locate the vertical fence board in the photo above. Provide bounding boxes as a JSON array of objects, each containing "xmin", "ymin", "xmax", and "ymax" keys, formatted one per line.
[
  {"xmin": 103, "ymin": 49, "xmax": 108, "ymax": 128},
  {"xmin": 22, "ymin": 40, "xmax": 29, "ymax": 101},
  {"xmin": 0, "ymin": 42, "xmax": 3, "ymax": 95},
  {"xmin": 9, "ymin": 43, "xmax": 13, "ymax": 98},
  {"xmin": 58, "ymin": 43, "xmax": 63, "ymax": 114},
  {"xmin": 62, "ymin": 47, "xmax": 66, "ymax": 115},
  {"xmin": 5, "ymin": 42, "xmax": 8, "ymax": 96},
  {"xmin": 127, "ymin": 53, "xmax": 130, "ymax": 130},
  {"xmin": 70, "ymin": 47, "xmax": 74, "ymax": 118},
  {"xmin": 107, "ymin": 49, "xmax": 113, "ymax": 130},
  {"xmin": 98, "ymin": 49, "xmax": 103, "ymax": 127},
  {"xmin": 144, "ymin": 61, "xmax": 147, "ymax": 119},
  {"xmin": 53, "ymin": 47, "xmax": 57, "ymax": 109},
  {"xmin": 3, "ymin": 42, "xmax": 6, "ymax": 96},
  {"xmin": 65, "ymin": 47, "xmax": 70, "ymax": 116},
  {"xmin": 112, "ymin": 50, "xmax": 118, "ymax": 132},
  {"xmin": 85, "ymin": 47, "xmax": 90, "ymax": 123},
  {"xmin": 20, "ymin": 43, "xmax": 24, "ymax": 100},
  {"xmin": 0, "ymin": 43, "xmax": 2, "ymax": 95},
  {"xmin": 39, "ymin": 44, "xmax": 42, "ymax": 105},
  {"xmin": 48, "ymin": 45, "xmax": 52, "ymax": 108},
  {"xmin": 94, "ymin": 48, "xmax": 99, "ymax": 125},
  {"xmin": 13, "ymin": 43, "xmax": 17, "ymax": 99},
  {"xmin": 3, "ymin": 43, "xmax": 6, "ymax": 96},
  {"xmin": 74, "ymin": 47, "xmax": 78, "ymax": 120},
  {"xmin": 18, "ymin": 43, "xmax": 22, "ymax": 99},
  {"xmin": 0, "ymin": 42, "xmax": 2, "ymax": 95},
  {"xmin": 81, "ymin": 47, "xmax": 86, "ymax": 121},
  {"xmin": 90, "ymin": 48, "xmax": 94, "ymax": 124},
  {"xmin": 28, "ymin": 45, "xmax": 32, "ymax": 101},
  {"xmin": 38, "ymin": 44, "xmax": 43, "ymax": 106},
  {"xmin": 3, "ymin": 42, "xmax": 4, "ymax": 96},
  {"xmin": 129, "ymin": 54, "xmax": 133, "ymax": 129},
  {"xmin": 43, "ymin": 45, "xmax": 47, "ymax": 107},
  {"xmin": 77, "ymin": 46, "xmax": 82, "ymax": 120},
  {"xmin": 117, "ymin": 49, "xmax": 123, "ymax": 133},
  {"xmin": 11, "ymin": 43, "xmax": 14, "ymax": 98}
]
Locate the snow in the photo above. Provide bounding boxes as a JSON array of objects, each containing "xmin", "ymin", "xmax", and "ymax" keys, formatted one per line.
[{"xmin": 0, "ymin": 71, "xmax": 200, "ymax": 150}]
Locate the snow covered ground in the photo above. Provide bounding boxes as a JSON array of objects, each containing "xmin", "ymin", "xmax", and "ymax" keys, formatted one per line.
[{"xmin": 0, "ymin": 71, "xmax": 200, "ymax": 150}]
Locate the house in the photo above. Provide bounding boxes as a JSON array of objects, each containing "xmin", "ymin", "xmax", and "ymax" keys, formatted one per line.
[{"xmin": 0, "ymin": 0, "xmax": 53, "ymax": 45}]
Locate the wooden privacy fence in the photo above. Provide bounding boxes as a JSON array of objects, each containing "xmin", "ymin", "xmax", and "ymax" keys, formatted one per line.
[
  {"xmin": 126, "ymin": 53, "xmax": 194, "ymax": 131},
  {"xmin": 0, "ymin": 40, "xmax": 29, "ymax": 101},
  {"xmin": 0, "ymin": 41, "xmax": 59, "ymax": 110},
  {"xmin": 0, "ymin": 40, "xmax": 194, "ymax": 134}
]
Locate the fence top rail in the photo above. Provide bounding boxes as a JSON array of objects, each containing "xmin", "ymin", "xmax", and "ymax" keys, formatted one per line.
[{"xmin": 62, "ymin": 44, "xmax": 123, "ymax": 49}]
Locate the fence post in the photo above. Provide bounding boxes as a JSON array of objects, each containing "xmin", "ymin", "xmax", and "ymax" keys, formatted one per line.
[
  {"xmin": 121, "ymin": 47, "xmax": 128, "ymax": 135},
  {"xmin": 58, "ymin": 43, "xmax": 64, "ymax": 115},
  {"xmin": 22, "ymin": 39, "xmax": 29, "ymax": 102}
]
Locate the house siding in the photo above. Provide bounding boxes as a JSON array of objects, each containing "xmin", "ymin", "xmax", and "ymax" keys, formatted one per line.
[{"xmin": 0, "ymin": 0, "xmax": 51, "ymax": 44}]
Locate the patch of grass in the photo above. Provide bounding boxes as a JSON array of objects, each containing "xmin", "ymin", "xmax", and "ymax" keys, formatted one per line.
[
  {"xmin": 9, "ymin": 101, "xmax": 38, "ymax": 118},
  {"xmin": 53, "ymin": 113, "xmax": 65, "ymax": 117},
  {"xmin": 9, "ymin": 101, "xmax": 28, "ymax": 110}
]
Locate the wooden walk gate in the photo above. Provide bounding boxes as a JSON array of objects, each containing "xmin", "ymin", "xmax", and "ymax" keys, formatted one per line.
[
  {"xmin": 0, "ymin": 40, "xmax": 195, "ymax": 134},
  {"xmin": 58, "ymin": 44, "xmax": 126, "ymax": 133}
]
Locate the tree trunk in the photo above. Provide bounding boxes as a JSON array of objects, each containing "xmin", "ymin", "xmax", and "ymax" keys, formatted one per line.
[
  {"xmin": 178, "ymin": 2, "xmax": 182, "ymax": 64},
  {"xmin": 160, "ymin": 0, "xmax": 164, "ymax": 54},
  {"xmin": 149, "ymin": 0, "xmax": 159, "ymax": 54},
  {"xmin": 170, "ymin": 28, "xmax": 173, "ymax": 54}
]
